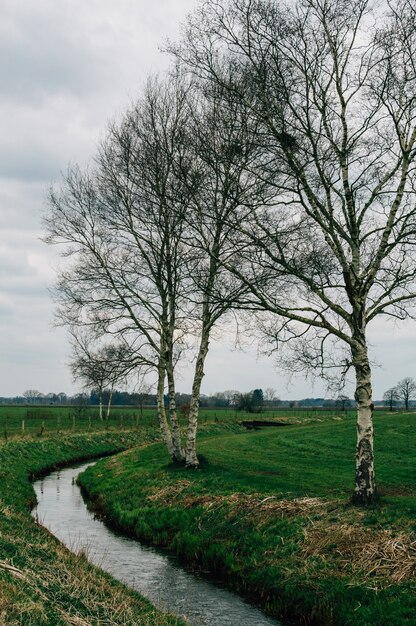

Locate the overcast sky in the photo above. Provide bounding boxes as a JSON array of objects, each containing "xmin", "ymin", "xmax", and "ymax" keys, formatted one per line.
[{"xmin": 0, "ymin": 0, "xmax": 414, "ymax": 400}]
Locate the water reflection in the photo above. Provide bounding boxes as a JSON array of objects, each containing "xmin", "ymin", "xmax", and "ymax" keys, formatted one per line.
[{"xmin": 32, "ymin": 462, "xmax": 280, "ymax": 626}]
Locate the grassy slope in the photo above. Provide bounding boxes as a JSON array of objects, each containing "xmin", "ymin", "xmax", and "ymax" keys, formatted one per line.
[
  {"xmin": 79, "ymin": 413, "xmax": 416, "ymax": 626},
  {"xmin": 0, "ymin": 430, "xmax": 185, "ymax": 626}
]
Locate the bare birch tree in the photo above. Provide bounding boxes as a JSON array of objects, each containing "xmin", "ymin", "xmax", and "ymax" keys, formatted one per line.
[
  {"xmin": 175, "ymin": 87, "xmax": 267, "ymax": 466},
  {"xmin": 173, "ymin": 0, "xmax": 416, "ymax": 502},
  {"xmin": 69, "ymin": 332, "xmax": 133, "ymax": 420},
  {"xmin": 45, "ymin": 77, "xmax": 193, "ymax": 462},
  {"xmin": 46, "ymin": 73, "xmax": 253, "ymax": 467},
  {"xmin": 383, "ymin": 386, "xmax": 400, "ymax": 412}
]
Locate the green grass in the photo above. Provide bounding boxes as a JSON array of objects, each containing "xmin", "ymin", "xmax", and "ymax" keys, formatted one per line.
[
  {"xmin": 0, "ymin": 429, "xmax": 185, "ymax": 625},
  {"xmin": 79, "ymin": 411, "xmax": 416, "ymax": 626},
  {"xmin": 0, "ymin": 402, "xmax": 365, "ymax": 440},
  {"xmin": 0, "ymin": 405, "xmax": 161, "ymax": 438}
]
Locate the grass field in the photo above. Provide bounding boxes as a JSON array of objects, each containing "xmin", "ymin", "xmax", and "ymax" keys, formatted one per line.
[
  {"xmin": 0, "ymin": 403, "xmax": 360, "ymax": 439},
  {"xmin": 0, "ymin": 430, "xmax": 185, "ymax": 626},
  {"xmin": 79, "ymin": 411, "xmax": 416, "ymax": 626}
]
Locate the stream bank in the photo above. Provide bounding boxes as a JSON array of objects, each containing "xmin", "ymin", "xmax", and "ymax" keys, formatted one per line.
[
  {"xmin": 0, "ymin": 431, "xmax": 183, "ymax": 625},
  {"xmin": 32, "ymin": 460, "xmax": 280, "ymax": 626}
]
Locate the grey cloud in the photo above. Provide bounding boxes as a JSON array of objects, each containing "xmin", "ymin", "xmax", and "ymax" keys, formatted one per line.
[
  {"xmin": 0, "ymin": 181, "xmax": 46, "ymax": 231},
  {"xmin": 0, "ymin": 99, "xmax": 96, "ymax": 184},
  {"xmin": 0, "ymin": 4, "xmax": 114, "ymax": 104},
  {"xmin": 0, "ymin": 152, "xmax": 60, "ymax": 184},
  {"xmin": 0, "ymin": 253, "xmax": 36, "ymax": 278}
]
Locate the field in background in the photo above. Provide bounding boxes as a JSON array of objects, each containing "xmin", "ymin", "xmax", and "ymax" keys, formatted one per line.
[{"xmin": 0, "ymin": 403, "xmax": 398, "ymax": 439}]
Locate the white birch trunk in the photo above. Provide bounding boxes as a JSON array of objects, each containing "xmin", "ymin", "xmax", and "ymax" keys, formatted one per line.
[
  {"xmin": 99, "ymin": 393, "xmax": 103, "ymax": 421},
  {"xmin": 106, "ymin": 389, "xmax": 113, "ymax": 420},
  {"xmin": 352, "ymin": 335, "xmax": 376, "ymax": 504},
  {"xmin": 157, "ymin": 361, "xmax": 175, "ymax": 458},
  {"xmin": 185, "ymin": 329, "xmax": 210, "ymax": 468},
  {"xmin": 166, "ymin": 360, "xmax": 184, "ymax": 462}
]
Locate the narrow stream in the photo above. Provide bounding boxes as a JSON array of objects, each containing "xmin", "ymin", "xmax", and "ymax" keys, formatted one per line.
[{"xmin": 32, "ymin": 461, "xmax": 281, "ymax": 626}]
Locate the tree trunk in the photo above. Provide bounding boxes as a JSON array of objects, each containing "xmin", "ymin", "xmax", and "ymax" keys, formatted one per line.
[
  {"xmin": 351, "ymin": 335, "xmax": 376, "ymax": 505},
  {"xmin": 106, "ymin": 389, "xmax": 113, "ymax": 420},
  {"xmin": 165, "ymin": 359, "xmax": 184, "ymax": 462},
  {"xmin": 156, "ymin": 360, "xmax": 175, "ymax": 458},
  {"xmin": 185, "ymin": 330, "xmax": 210, "ymax": 468},
  {"xmin": 99, "ymin": 392, "xmax": 103, "ymax": 421}
]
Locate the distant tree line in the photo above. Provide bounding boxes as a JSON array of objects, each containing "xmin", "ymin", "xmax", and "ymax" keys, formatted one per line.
[
  {"xmin": 8, "ymin": 385, "xmax": 416, "ymax": 412},
  {"xmin": 0, "ymin": 387, "xmax": 343, "ymax": 409},
  {"xmin": 0, "ymin": 389, "xmax": 373, "ymax": 410},
  {"xmin": 4, "ymin": 388, "xmax": 279, "ymax": 409}
]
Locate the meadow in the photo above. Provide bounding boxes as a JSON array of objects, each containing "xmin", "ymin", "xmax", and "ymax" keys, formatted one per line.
[
  {"xmin": 79, "ymin": 410, "xmax": 416, "ymax": 626},
  {"xmin": 0, "ymin": 403, "xmax": 358, "ymax": 439}
]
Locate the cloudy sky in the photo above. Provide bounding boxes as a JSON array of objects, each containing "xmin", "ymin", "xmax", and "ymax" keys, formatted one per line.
[{"xmin": 0, "ymin": 0, "xmax": 414, "ymax": 400}]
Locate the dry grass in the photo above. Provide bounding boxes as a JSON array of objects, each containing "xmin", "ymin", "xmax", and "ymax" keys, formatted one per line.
[
  {"xmin": 148, "ymin": 484, "xmax": 327, "ymax": 525},
  {"xmin": 227, "ymin": 494, "xmax": 327, "ymax": 522},
  {"xmin": 147, "ymin": 479, "xmax": 193, "ymax": 504},
  {"xmin": 0, "ymin": 530, "xmax": 186, "ymax": 626},
  {"xmin": 303, "ymin": 522, "xmax": 416, "ymax": 584}
]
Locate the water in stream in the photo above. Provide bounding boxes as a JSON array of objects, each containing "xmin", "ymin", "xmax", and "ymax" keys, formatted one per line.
[{"xmin": 32, "ymin": 461, "xmax": 281, "ymax": 626}]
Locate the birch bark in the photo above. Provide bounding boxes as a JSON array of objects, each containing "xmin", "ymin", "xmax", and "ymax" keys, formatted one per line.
[
  {"xmin": 166, "ymin": 357, "xmax": 185, "ymax": 462},
  {"xmin": 351, "ymin": 334, "xmax": 376, "ymax": 504},
  {"xmin": 106, "ymin": 389, "xmax": 113, "ymax": 420},
  {"xmin": 99, "ymin": 392, "xmax": 103, "ymax": 421},
  {"xmin": 156, "ymin": 359, "xmax": 175, "ymax": 459},
  {"xmin": 185, "ymin": 328, "xmax": 210, "ymax": 467}
]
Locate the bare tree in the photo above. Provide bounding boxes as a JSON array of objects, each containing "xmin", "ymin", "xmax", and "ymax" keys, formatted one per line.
[
  {"xmin": 47, "ymin": 73, "xmax": 249, "ymax": 467},
  {"xmin": 383, "ymin": 387, "xmax": 400, "ymax": 412},
  {"xmin": 45, "ymin": 77, "xmax": 193, "ymax": 462},
  {"xmin": 335, "ymin": 395, "xmax": 352, "ymax": 411},
  {"xmin": 174, "ymin": 85, "xmax": 265, "ymax": 466},
  {"xmin": 96, "ymin": 77, "xmax": 193, "ymax": 461},
  {"xmin": 173, "ymin": 0, "xmax": 416, "ymax": 502},
  {"xmin": 57, "ymin": 392, "xmax": 67, "ymax": 404},
  {"xmin": 23, "ymin": 390, "xmax": 42, "ymax": 404},
  {"xmin": 264, "ymin": 387, "xmax": 278, "ymax": 403},
  {"xmin": 395, "ymin": 377, "xmax": 416, "ymax": 410},
  {"xmin": 69, "ymin": 332, "xmax": 133, "ymax": 420}
]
